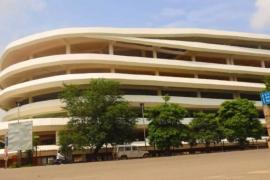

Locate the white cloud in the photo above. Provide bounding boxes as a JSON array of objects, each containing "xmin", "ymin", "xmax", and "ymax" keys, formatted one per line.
[{"xmin": 250, "ymin": 0, "xmax": 270, "ymax": 30}]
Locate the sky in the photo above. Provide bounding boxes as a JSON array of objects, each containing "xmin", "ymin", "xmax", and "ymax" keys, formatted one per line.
[
  {"xmin": 0, "ymin": 0, "xmax": 270, "ymax": 51},
  {"xmin": 0, "ymin": 0, "xmax": 270, "ymax": 117}
]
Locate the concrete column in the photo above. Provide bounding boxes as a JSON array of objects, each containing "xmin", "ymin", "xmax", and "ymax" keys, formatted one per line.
[
  {"xmin": 227, "ymin": 56, "xmax": 234, "ymax": 65},
  {"xmin": 110, "ymin": 68, "xmax": 115, "ymax": 73},
  {"xmin": 194, "ymin": 73, "xmax": 198, "ymax": 78},
  {"xmin": 66, "ymin": 69, "xmax": 71, "ymax": 74},
  {"xmin": 153, "ymin": 48, "xmax": 157, "ymax": 58},
  {"xmin": 29, "ymin": 97, "xmax": 33, "ymax": 103},
  {"xmin": 197, "ymin": 91, "xmax": 201, "ymax": 98},
  {"xmin": 230, "ymin": 57, "xmax": 234, "ymax": 65},
  {"xmin": 191, "ymin": 55, "xmax": 196, "ymax": 62},
  {"xmin": 226, "ymin": 57, "xmax": 231, "ymax": 65},
  {"xmin": 55, "ymin": 131, "xmax": 60, "ymax": 145},
  {"xmin": 233, "ymin": 92, "xmax": 240, "ymax": 99},
  {"xmin": 66, "ymin": 43, "xmax": 71, "ymax": 54},
  {"xmin": 29, "ymin": 55, "xmax": 34, "ymax": 59},
  {"xmin": 261, "ymin": 60, "xmax": 266, "ymax": 68},
  {"xmin": 155, "ymin": 70, "xmax": 159, "ymax": 76},
  {"xmin": 141, "ymin": 50, "xmax": 146, "ymax": 57},
  {"xmin": 229, "ymin": 76, "xmax": 234, "ymax": 81},
  {"xmin": 157, "ymin": 90, "xmax": 162, "ymax": 96},
  {"xmin": 109, "ymin": 42, "xmax": 114, "ymax": 55}
]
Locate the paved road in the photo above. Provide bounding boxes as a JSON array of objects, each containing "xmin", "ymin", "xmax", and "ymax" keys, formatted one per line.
[{"xmin": 1, "ymin": 149, "xmax": 270, "ymax": 180}]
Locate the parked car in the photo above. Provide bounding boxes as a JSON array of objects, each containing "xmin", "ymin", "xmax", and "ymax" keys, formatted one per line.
[{"xmin": 114, "ymin": 144, "xmax": 149, "ymax": 159}]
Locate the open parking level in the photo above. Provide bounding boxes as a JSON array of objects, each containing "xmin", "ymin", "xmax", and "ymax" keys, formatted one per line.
[{"xmin": 1, "ymin": 149, "xmax": 270, "ymax": 180}]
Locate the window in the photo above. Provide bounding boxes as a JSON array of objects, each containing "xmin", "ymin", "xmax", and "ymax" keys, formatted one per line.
[
  {"xmin": 125, "ymin": 146, "xmax": 131, "ymax": 151},
  {"xmin": 118, "ymin": 147, "xmax": 124, "ymax": 151}
]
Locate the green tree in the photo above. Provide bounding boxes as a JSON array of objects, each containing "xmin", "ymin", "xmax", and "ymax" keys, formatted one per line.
[
  {"xmin": 190, "ymin": 112, "xmax": 224, "ymax": 148},
  {"xmin": 59, "ymin": 79, "xmax": 136, "ymax": 155},
  {"xmin": 58, "ymin": 131, "xmax": 74, "ymax": 161},
  {"xmin": 218, "ymin": 99, "xmax": 263, "ymax": 146},
  {"xmin": 185, "ymin": 127, "xmax": 197, "ymax": 152},
  {"xmin": 147, "ymin": 96, "xmax": 188, "ymax": 151},
  {"xmin": 264, "ymin": 76, "xmax": 270, "ymax": 91}
]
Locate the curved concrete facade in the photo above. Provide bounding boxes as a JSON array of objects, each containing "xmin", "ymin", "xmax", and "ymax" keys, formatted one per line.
[{"xmin": 0, "ymin": 27, "xmax": 269, "ymax": 147}]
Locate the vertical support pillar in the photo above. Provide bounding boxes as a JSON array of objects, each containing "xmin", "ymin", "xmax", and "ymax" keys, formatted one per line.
[
  {"xmin": 29, "ymin": 97, "xmax": 33, "ymax": 103},
  {"xmin": 197, "ymin": 91, "xmax": 201, "ymax": 98},
  {"xmin": 226, "ymin": 57, "xmax": 231, "ymax": 65},
  {"xmin": 153, "ymin": 48, "xmax": 157, "ymax": 58},
  {"xmin": 141, "ymin": 50, "xmax": 146, "ymax": 57},
  {"xmin": 233, "ymin": 92, "xmax": 240, "ymax": 99},
  {"xmin": 191, "ymin": 55, "xmax": 196, "ymax": 62},
  {"xmin": 194, "ymin": 73, "xmax": 198, "ymax": 78},
  {"xmin": 109, "ymin": 41, "xmax": 114, "ymax": 55},
  {"xmin": 66, "ymin": 69, "xmax": 71, "ymax": 74},
  {"xmin": 110, "ymin": 68, "xmax": 115, "ymax": 73},
  {"xmin": 261, "ymin": 60, "xmax": 266, "ymax": 68},
  {"xmin": 157, "ymin": 90, "xmax": 162, "ymax": 96},
  {"xmin": 155, "ymin": 70, "xmax": 159, "ymax": 76},
  {"xmin": 56, "ymin": 131, "xmax": 60, "ymax": 145},
  {"xmin": 227, "ymin": 56, "xmax": 234, "ymax": 65},
  {"xmin": 66, "ymin": 43, "xmax": 71, "ymax": 54},
  {"xmin": 230, "ymin": 57, "xmax": 234, "ymax": 65}
]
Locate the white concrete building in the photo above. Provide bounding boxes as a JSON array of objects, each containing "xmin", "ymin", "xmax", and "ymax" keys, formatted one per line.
[{"xmin": 0, "ymin": 28, "xmax": 269, "ymax": 155}]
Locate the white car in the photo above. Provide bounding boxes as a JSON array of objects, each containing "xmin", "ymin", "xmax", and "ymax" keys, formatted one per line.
[{"xmin": 114, "ymin": 145, "xmax": 149, "ymax": 159}]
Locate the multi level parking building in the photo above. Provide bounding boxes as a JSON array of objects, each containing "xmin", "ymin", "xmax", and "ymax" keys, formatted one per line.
[{"xmin": 0, "ymin": 28, "xmax": 269, "ymax": 157}]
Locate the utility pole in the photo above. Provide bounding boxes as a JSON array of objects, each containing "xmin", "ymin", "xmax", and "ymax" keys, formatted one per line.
[
  {"xmin": 16, "ymin": 101, "xmax": 22, "ymax": 167},
  {"xmin": 4, "ymin": 134, "xmax": 8, "ymax": 168}
]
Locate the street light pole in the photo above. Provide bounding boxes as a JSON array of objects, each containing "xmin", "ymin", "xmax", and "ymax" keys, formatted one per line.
[
  {"xmin": 140, "ymin": 103, "xmax": 147, "ymax": 148},
  {"xmin": 16, "ymin": 101, "xmax": 22, "ymax": 167}
]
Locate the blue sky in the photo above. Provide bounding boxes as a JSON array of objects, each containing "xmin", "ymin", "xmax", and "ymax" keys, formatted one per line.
[{"xmin": 0, "ymin": 0, "xmax": 270, "ymax": 51}]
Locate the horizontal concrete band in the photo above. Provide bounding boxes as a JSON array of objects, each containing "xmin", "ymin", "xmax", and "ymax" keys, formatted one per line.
[
  {"xmin": 0, "ymin": 73, "xmax": 264, "ymax": 108},
  {"xmin": 3, "ymin": 96, "xmax": 263, "ymax": 121},
  {"xmin": 0, "ymin": 118, "xmax": 68, "ymax": 135},
  {"xmin": 2, "ymin": 29, "xmax": 270, "ymax": 69},
  {"xmin": 3, "ymin": 28, "xmax": 270, "ymax": 62},
  {"xmin": 0, "ymin": 117, "xmax": 150, "ymax": 135},
  {"xmin": 1, "ymin": 54, "xmax": 270, "ymax": 85}
]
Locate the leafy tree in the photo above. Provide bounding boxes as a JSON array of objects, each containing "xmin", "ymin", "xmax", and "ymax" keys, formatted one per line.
[
  {"xmin": 147, "ymin": 96, "xmax": 188, "ymax": 151},
  {"xmin": 264, "ymin": 76, "xmax": 270, "ymax": 91},
  {"xmin": 58, "ymin": 131, "xmax": 74, "ymax": 161},
  {"xmin": 59, "ymin": 79, "xmax": 136, "ymax": 155},
  {"xmin": 185, "ymin": 127, "xmax": 197, "ymax": 152},
  {"xmin": 190, "ymin": 112, "xmax": 224, "ymax": 148},
  {"xmin": 218, "ymin": 99, "xmax": 263, "ymax": 146}
]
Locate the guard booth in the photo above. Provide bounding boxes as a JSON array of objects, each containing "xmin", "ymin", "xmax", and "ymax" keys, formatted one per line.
[{"xmin": 261, "ymin": 91, "xmax": 270, "ymax": 148}]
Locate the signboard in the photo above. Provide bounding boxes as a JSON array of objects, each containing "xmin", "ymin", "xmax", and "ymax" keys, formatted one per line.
[
  {"xmin": 260, "ymin": 91, "xmax": 270, "ymax": 105},
  {"xmin": 8, "ymin": 121, "xmax": 33, "ymax": 151}
]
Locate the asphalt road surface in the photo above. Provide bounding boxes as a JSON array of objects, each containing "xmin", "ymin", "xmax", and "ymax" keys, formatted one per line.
[{"xmin": 1, "ymin": 149, "xmax": 270, "ymax": 180}]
